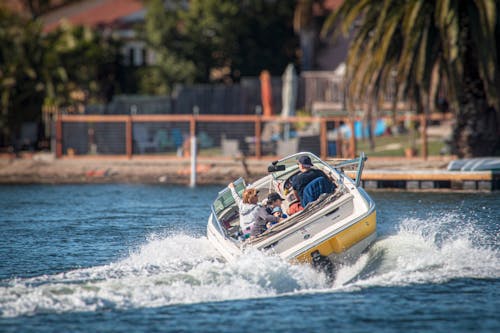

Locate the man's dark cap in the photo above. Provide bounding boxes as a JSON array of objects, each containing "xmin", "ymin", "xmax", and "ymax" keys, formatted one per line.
[{"xmin": 298, "ymin": 155, "xmax": 313, "ymax": 167}]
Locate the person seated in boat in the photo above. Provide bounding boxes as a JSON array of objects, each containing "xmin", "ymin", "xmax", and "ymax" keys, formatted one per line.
[
  {"xmin": 228, "ymin": 182, "xmax": 280, "ymax": 239},
  {"xmin": 265, "ymin": 192, "xmax": 287, "ymax": 228},
  {"xmin": 271, "ymin": 206, "xmax": 283, "ymax": 217},
  {"xmin": 285, "ymin": 189, "xmax": 303, "ymax": 216},
  {"xmin": 267, "ymin": 206, "xmax": 286, "ymax": 229},
  {"xmin": 291, "ymin": 155, "xmax": 335, "ymax": 209},
  {"xmin": 265, "ymin": 192, "xmax": 285, "ymax": 215}
]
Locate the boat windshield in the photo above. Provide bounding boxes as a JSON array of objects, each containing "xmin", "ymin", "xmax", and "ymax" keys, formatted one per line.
[
  {"xmin": 212, "ymin": 178, "xmax": 245, "ymax": 218},
  {"xmin": 271, "ymin": 153, "xmax": 325, "ymax": 180}
]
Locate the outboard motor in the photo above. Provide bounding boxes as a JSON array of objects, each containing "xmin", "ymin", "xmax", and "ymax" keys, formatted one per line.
[{"xmin": 311, "ymin": 250, "xmax": 335, "ymax": 280}]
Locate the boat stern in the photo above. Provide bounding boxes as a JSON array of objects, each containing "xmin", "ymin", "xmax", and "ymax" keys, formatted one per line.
[{"xmin": 293, "ymin": 209, "xmax": 377, "ymax": 265}]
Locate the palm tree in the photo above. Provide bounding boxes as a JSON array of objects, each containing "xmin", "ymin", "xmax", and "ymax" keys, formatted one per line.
[
  {"xmin": 293, "ymin": 0, "xmax": 327, "ymax": 70},
  {"xmin": 323, "ymin": 0, "xmax": 500, "ymax": 157}
]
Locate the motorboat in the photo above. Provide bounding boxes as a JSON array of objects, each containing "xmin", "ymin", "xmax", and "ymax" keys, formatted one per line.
[{"xmin": 206, "ymin": 152, "xmax": 376, "ymax": 273}]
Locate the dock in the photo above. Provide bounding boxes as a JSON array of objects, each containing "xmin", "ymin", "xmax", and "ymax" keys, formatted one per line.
[{"xmin": 350, "ymin": 170, "xmax": 500, "ymax": 191}]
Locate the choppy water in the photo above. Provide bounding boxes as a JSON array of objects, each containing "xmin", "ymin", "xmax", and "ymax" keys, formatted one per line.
[{"xmin": 0, "ymin": 185, "xmax": 499, "ymax": 333}]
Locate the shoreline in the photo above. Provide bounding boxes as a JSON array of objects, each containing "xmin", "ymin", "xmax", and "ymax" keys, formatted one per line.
[
  {"xmin": 1, "ymin": 153, "xmax": 497, "ymax": 191},
  {"xmin": 0, "ymin": 153, "xmax": 272, "ymax": 185},
  {"xmin": 0, "ymin": 153, "xmax": 463, "ymax": 187}
]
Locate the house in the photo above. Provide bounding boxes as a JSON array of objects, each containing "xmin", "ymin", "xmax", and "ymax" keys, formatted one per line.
[{"xmin": 38, "ymin": 0, "xmax": 150, "ymax": 67}]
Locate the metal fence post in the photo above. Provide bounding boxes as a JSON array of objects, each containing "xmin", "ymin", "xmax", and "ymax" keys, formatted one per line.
[
  {"xmin": 190, "ymin": 114, "xmax": 197, "ymax": 187},
  {"xmin": 190, "ymin": 135, "xmax": 197, "ymax": 187}
]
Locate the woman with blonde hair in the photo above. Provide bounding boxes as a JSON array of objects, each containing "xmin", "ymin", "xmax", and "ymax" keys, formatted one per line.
[{"xmin": 228, "ymin": 182, "xmax": 280, "ymax": 239}]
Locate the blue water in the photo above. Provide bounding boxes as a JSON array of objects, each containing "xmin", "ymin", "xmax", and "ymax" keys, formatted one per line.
[{"xmin": 0, "ymin": 185, "xmax": 499, "ymax": 333}]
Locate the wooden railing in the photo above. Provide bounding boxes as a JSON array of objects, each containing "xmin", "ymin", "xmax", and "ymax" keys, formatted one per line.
[{"xmin": 56, "ymin": 113, "xmax": 453, "ymax": 160}]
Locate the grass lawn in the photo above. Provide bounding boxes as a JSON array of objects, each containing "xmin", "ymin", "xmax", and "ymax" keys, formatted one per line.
[
  {"xmin": 194, "ymin": 133, "xmax": 449, "ymax": 158},
  {"xmin": 356, "ymin": 133, "xmax": 448, "ymax": 157}
]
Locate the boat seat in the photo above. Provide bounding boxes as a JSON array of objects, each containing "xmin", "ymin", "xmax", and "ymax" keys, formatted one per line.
[
  {"xmin": 301, "ymin": 177, "xmax": 336, "ymax": 207},
  {"xmin": 221, "ymin": 209, "xmax": 239, "ymax": 229}
]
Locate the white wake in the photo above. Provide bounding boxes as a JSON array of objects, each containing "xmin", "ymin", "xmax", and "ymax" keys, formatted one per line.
[
  {"xmin": 334, "ymin": 212, "xmax": 500, "ymax": 290},
  {"xmin": 1, "ymin": 212, "xmax": 498, "ymax": 317},
  {"xmin": 0, "ymin": 233, "xmax": 326, "ymax": 317}
]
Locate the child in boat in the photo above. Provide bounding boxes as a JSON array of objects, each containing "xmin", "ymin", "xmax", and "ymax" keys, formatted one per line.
[{"xmin": 271, "ymin": 206, "xmax": 285, "ymax": 217}]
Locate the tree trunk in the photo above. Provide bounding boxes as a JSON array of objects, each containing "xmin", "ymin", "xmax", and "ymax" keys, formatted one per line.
[
  {"xmin": 452, "ymin": 58, "xmax": 500, "ymax": 157},
  {"xmin": 453, "ymin": 96, "xmax": 499, "ymax": 157},
  {"xmin": 450, "ymin": 18, "xmax": 500, "ymax": 158}
]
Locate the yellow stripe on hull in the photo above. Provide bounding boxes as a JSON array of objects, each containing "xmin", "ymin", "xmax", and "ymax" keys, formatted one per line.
[{"xmin": 294, "ymin": 210, "xmax": 377, "ymax": 263}]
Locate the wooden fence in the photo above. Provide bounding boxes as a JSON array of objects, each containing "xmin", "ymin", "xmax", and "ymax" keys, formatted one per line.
[{"xmin": 55, "ymin": 113, "xmax": 453, "ymax": 160}]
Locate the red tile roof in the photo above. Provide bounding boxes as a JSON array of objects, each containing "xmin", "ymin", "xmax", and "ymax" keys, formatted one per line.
[
  {"xmin": 324, "ymin": 0, "xmax": 345, "ymax": 10},
  {"xmin": 41, "ymin": 0, "xmax": 144, "ymax": 33},
  {"xmin": 313, "ymin": 0, "xmax": 344, "ymax": 16}
]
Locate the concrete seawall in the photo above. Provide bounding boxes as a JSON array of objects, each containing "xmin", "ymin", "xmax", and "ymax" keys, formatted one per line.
[{"xmin": 0, "ymin": 153, "xmax": 497, "ymax": 191}]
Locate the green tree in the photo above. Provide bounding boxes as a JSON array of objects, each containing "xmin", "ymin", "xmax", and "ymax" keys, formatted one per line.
[
  {"xmin": 139, "ymin": 0, "xmax": 197, "ymax": 94},
  {"xmin": 235, "ymin": 0, "xmax": 298, "ymax": 77},
  {"xmin": 22, "ymin": 0, "xmax": 52, "ymax": 18},
  {"xmin": 0, "ymin": 5, "xmax": 122, "ymax": 148},
  {"xmin": 325, "ymin": 0, "xmax": 500, "ymax": 157},
  {"xmin": 178, "ymin": 0, "xmax": 240, "ymax": 82},
  {"xmin": 140, "ymin": 0, "xmax": 298, "ymax": 94},
  {"xmin": 42, "ymin": 22, "xmax": 122, "ymax": 108},
  {"xmin": 0, "ymin": 6, "xmax": 45, "ymax": 146}
]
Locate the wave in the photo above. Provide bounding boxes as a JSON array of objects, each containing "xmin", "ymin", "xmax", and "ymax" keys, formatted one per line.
[
  {"xmin": 1, "ymin": 213, "xmax": 498, "ymax": 317},
  {"xmin": 0, "ymin": 233, "xmax": 326, "ymax": 317},
  {"xmin": 334, "ymin": 212, "xmax": 500, "ymax": 289}
]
